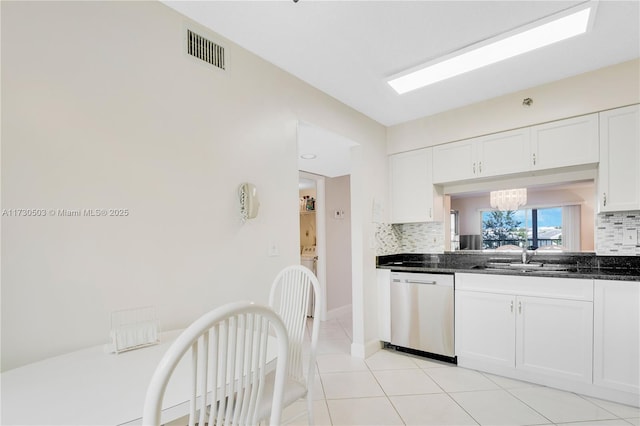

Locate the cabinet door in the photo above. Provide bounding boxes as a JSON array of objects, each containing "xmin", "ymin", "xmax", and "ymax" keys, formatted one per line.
[
  {"xmin": 476, "ymin": 128, "xmax": 531, "ymax": 178},
  {"xmin": 389, "ymin": 148, "xmax": 442, "ymax": 223},
  {"xmin": 530, "ymin": 113, "xmax": 599, "ymax": 170},
  {"xmin": 594, "ymin": 280, "xmax": 640, "ymax": 394},
  {"xmin": 432, "ymin": 139, "xmax": 476, "ymax": 183},
  {"xmin": 455, "ymin": 290, "xmax": 515, "ymax": 368},
  {"xmin": 516, "ymin": 296, "xmax": 593, "ymax": 383},
  {"xmin": 598, "ymin": 105, "xmax": 640, "ymax": 212}
]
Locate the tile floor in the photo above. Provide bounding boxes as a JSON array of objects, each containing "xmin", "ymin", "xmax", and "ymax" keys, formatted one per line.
[{"xmin": 281, "ymin": 309, "xmax": 640, "ymax": 426}]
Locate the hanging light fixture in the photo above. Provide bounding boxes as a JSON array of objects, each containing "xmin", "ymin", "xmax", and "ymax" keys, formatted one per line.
[{"xmin": 490, "ymin": 188, "xmax": 527, "ymax": 211}]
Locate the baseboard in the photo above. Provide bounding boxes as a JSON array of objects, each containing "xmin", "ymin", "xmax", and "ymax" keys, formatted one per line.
[
  {"xmin": 458, "ymin": 357, "xmax": 640, "ymax": 408},
  {"xmin": 325, "ymin": 304, "xmax": 352, "ymax": 321},
  {"xmin": 351, "ymin": 339, "xmax": 384, "ymax": 359}
]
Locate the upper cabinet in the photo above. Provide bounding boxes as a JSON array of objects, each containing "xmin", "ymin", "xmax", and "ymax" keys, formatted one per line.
[
  {"xmin": 389, "ymin": 148, "xmax": 443, "ymax": 223},
  {"xmin": 432, "ymin": 129, "xmax": 530, "ymax": 183},
  {"xmin": 432, "ymin": 114, "xmax": 599, "ymax": 184},
  {"xmin": 476, "ymin": 129, "xmax": 532, "ymax": 178},
  {"xmin": 530, "ymin": 113, "xmax": 599, "ymax": 170},
  {"xmin": 432, "ymin": 139, "xmax": 476, "ymax": 183},
  {"xmin": 598, "ymin": 104, "xmax": 640, "ymax": 212}
]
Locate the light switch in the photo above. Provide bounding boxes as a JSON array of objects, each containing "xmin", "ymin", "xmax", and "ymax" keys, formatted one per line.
[
  {"xmin": 268, "ymin": 241, "xmax": 279, "ymax": 256},
  {"xmin": 622, "ymin": 228, "xmax": 638, "ymax": 246}
]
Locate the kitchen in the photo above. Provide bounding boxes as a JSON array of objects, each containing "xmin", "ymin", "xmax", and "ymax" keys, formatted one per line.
[
  {"xmin": 377, "ymin": 100, "xmax": 640, "ymax": 408},
  {"xmin": 2, "ymin": 1, "xmax": 639, "ymax": 424}
]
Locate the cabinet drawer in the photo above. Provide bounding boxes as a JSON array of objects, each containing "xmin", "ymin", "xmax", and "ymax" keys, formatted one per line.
[{"xmin": 455, "ymin": 273, "xmax": 593, "ymax": 301}]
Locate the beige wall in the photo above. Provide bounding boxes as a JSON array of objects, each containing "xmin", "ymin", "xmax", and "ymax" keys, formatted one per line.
[
  {"xmin": 1, "ymin": 1, "xmax": 387, "ymax": 370},
  {"xmin": 325, "ymin": 175, "xmax": 352, "ymax": 313},
  {"xmin": 388, "ymin": 59, "xmax": 640, "ymax": 154}
]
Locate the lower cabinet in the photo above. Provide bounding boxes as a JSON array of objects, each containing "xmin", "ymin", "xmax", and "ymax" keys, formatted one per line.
[
  {"xmin": 455, "ymin": 273, "xmax": 640, "ymax": 407},
  {"xmin": 594, "ymin": 280, "xmax": 640, "ymax": 395},
  {"xmin": 455, "ymin": 291, "xmax": 515, "ymax": 367},
  {"xmin": 516, "ymin": 295, "xmax": 593, "ymax": 383},
  {"xmin": 456, "ymin": 285, "xmax": 593, "ymax": 384}
]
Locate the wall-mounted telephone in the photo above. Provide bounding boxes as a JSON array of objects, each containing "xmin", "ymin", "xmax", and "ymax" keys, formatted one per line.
[{"xmin": 238, "ymin": 183, "xmax": 260, "ymax": 222}]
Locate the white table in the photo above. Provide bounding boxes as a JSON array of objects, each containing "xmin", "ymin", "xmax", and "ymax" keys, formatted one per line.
[{"xmin": 1, "ymin": 330, "xmax": 276, "ymax": 425}]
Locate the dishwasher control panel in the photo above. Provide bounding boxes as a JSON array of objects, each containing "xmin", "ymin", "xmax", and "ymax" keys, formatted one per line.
[{"xmin": 391, "ymin": 272, "xmax": 454, "ymax": 287}]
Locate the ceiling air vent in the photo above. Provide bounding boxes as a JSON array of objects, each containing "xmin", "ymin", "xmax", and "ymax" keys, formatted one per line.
[{"xmin": 187, "ymin": 29, "xmax": 225, "ymax": 71}]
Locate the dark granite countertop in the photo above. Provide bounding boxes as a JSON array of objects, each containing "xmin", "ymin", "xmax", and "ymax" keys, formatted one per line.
[{"xmin": 377, "ymin": 252, "xmax": 640, "ymax": 282}]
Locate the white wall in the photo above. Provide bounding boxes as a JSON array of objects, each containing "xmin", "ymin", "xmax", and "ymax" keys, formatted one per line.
[
  {"xmin": 325, "ymin": 175, "xmax": 352, "ymax": 313},
  {"xmin": 1, "ymin": 1, "xmax": 387, "ymax": 370},
  {"xmin": 388, "ymin": 59, "xmax": 640, "ymax": 154}
]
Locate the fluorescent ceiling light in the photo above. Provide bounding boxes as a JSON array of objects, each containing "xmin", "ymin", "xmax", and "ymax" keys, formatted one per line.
[{"xmin": 388, "ymin": 3, "xmax": 594, "ymax": 94}]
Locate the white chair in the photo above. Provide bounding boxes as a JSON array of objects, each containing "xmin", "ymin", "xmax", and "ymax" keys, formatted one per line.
[
  {"xmin": 266, "ymin": 265, "xmax": 321, "ymax": 424},
  {"xmin": 142, "ymin": 301, "xmax": 289, "ymax": 426}
]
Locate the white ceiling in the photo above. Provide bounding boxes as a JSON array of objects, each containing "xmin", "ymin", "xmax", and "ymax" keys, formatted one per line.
[
  {"xmin": 297, "ymin": 122, "xmax": 358, "ymax": 177},
  {"xmin": 162, "ymin": 0, "xmax": 639, "ymax": 127}
]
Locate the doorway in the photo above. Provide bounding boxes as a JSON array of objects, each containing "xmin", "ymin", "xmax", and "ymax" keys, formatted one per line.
[{"xmin": 297, "ymin": 122, "xmax": 356, "ymax": 322}]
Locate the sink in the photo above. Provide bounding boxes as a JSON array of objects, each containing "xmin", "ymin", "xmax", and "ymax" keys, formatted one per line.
[{"xmin": 474, "ymin": 262, "xmax": 574, "ymax": 273}]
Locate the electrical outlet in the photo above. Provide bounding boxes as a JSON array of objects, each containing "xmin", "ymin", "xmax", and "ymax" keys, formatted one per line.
[{"xmin": 622, "ymin": 228, "xmax": 638, "ymax": 246}]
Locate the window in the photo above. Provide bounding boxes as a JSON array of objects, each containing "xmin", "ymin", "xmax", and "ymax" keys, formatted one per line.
[{"xmin": 482, "ymin": 207, "xmax": 563, "ymax": 249}]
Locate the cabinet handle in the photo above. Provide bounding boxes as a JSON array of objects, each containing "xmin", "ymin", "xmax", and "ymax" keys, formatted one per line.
[
  {"xmin": 429, "ymin": 208, "xmax": 432, "ymax": 219},
  {"xmin": 603, "ymin": 193, "xmax": 607, "ymax": 207},
  {"xmin": 473, "ymin": 162, "xmax": 476, "ymax": 174},
  {"xmin": 510, "ymin": 300, "xmax": 514, "ymax": 313},
  {"xmin": 532, "ymin": 153, "xmax": 537, "ymax": 165},
  {"xmin": 479, "ymin": 161, "xmax": 482, "ymax": 173},
  {"xmin": 518, "ymin": 301, "xmax": 522, "ymax": 314}
]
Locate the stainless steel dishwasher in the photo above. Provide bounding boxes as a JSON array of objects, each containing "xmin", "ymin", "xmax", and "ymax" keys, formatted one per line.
[{"xmin": 390, "ymin": 271, "xmax": 455, "ymax": 360}]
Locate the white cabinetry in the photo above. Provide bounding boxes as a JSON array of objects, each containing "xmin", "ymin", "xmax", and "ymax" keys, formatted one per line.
[
  {"xmin": 598, "ymin": 104, "xmax": 640, "ymax": 212},
  {"xmin": 389, "ymin": 148, "xmax": 442, "ymax": 223},
  {"xmin": 476, "ymin": 129, "xmax": 531, "ymax": 178},
  {"xmin": 432, "ymin": 139, "xmax": 476, "ymax": 183},
  {"xmin": 455, "ymin": 273, "xmax": 593, "ymax": 384},
  {"xmin": 516, "ymin": 295, "xmax": 593, "ymax": 383},
  {"xmin": 432, "ymin": 129, "xmax": 530, "ymax": 183},
  {"xmin": 594, "ymin": 279, "xmax": 639, "ymax": 395},
  {"xmin": 530, "ymin": 113, "xmax": 599, "ymax": 170},
  {"xmin": 455, "ymin": 290, "xmax": 515, "ymax": 367},
  {"xmin": 432, "ymin": 114, "xmax": 599, "ymax": 184}
]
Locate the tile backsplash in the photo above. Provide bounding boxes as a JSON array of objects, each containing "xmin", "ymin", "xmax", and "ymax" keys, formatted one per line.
[
  {"xmin": 596, "ymin": 211, "xmax": 640, "ymax": 256},
  {"xmin": 375, "ymin": 222, "xmax": 444, "ymax": 256}
]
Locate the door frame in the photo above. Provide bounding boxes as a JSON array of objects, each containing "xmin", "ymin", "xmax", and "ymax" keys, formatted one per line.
[{"xmin": 299, "ymin": 171, "xmax": 327, "ymax": 321}]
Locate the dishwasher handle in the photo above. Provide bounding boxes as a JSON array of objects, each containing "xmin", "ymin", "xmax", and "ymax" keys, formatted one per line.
[
  {"xmin": 406, "ymin": 279, "xmax": 437, "ymax": 285},
  {"xmin": 392, "ymin": 278, "xmax": 437, "ymax": 285}
]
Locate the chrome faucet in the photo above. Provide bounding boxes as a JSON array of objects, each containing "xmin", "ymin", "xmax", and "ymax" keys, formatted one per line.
[{"xmin": 522, "ymin": 246, "xmax": 529, "ymax": 264}]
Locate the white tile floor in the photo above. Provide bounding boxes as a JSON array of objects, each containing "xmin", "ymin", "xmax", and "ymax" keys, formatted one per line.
[{"xmin": 281, "ymin": 310, "xmax": 640, "ymax": 426}]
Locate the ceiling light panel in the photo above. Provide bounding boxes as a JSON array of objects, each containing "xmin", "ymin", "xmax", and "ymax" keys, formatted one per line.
[{"xmin": 388, "ymin": 3, "xmax": 596, "ymax": 94}]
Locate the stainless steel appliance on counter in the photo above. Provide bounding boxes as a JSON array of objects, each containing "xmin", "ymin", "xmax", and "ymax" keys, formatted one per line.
[{"xmin": 390, "ymin": 271, "xmax": 455, "ymax": 361}]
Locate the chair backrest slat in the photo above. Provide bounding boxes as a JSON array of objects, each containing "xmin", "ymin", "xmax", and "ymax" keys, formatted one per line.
[
  {"xmin": 142, "ymin": 301, "xmax": 289, "ymax": 426},
  {"xmin": 269, "ymin": 265, "xmax": 321, "ymax": 383}
]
